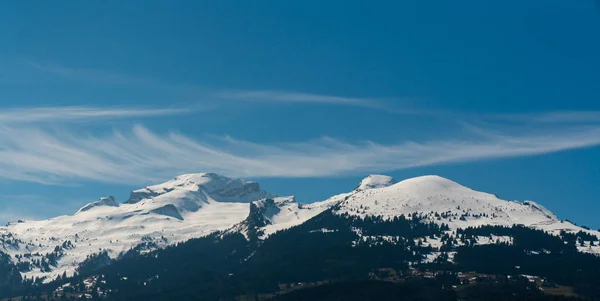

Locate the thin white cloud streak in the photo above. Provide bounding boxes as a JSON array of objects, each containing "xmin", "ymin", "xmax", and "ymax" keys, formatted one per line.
[
  {"xmin": 38, "ymin": 64, "xmax": 580, "ymax": 121},
  {"xmin": 1, "ymin": 123, "xmax": 600, "ymax": 185},
  {"xmin": 0, "ymin": 106, "xmax": 188, "ymax": 124},
  {"xmin": 496, "ymin": 111, "xmax": 600, "ymax": 124},
  {"xmin": 26, "ymin": 62, "xmax": 407, "ymax": 111},
  {"xmin": 26, "ymin": 61, "xmax": 153, "ymax": 86},
  {"xmin": 217, "ymin": 90, "xmax": 382, "ymax": 108},
  {"xmin": 23, "ymin": 62, "xmax": 600, "ymax": 120},
  {"xmin": 29, "ymin": 61, "xmax": 376, "ymax": 107},
  {"xmin": 216, "ymin": 90, "xmax": 441, "ymax": 115}
]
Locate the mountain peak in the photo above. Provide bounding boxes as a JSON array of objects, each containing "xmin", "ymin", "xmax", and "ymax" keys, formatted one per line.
[
  {"xmin": 3, "ymin": 172, "xmax": 598, "ymax": 285},
  {"xmin": 126, "ymin": 172, "xmax": 271, "ymax": 204},
  {"xmin": 355, "ymin": 175, "xmax": 397, "ymax": 191},
  {"xmin": 393, "ymin": 175, "xmax": 466, "ymax": 191},
  {"xmin": 76, "ymin": 196, "xmax": 120, "ymax": 214},
  {"xmin": 336, "ymin": 174, "xmax": 567, "ymax": 234}
]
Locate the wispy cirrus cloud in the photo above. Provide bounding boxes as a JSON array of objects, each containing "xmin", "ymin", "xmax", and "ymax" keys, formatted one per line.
[
  {"xmin": 3, "ymin": 63, "xmax": 600, "ymax": 185},
  {"xmin": 496, "ymin": 110, "xmax": 600, "ymax": 124},
  {"xmin": 25, "ymin": 61, "xmax": 154, "ymax": 86},
  {"xmin": 20, "ymin": 62, "xmax": 600, "ymax": 120},
  {"xmin": 216, "ymin": 90, "xmax": 386, "ymax": 109},
  {"xmin": 23, "ymin": 62, "xmax": 403, "ymax": 111},
  {"xmin": 0, "ymin": 106, "xmax": 189, "ymax": 124},
  {"xmin": 1, "ymin": 121, "xmax": 600, "ymax": 185}
]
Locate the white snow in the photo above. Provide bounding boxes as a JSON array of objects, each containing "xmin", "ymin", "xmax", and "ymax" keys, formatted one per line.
[
  {"xmin": 355, "ymin": 175, "xmax": 397, "ymax": 191},
  {"xmin": 0, "ymin": 173, "xmax": 272, "ymax": 282},
  {"xmin": 228, "ymin": 196, "xmax": 333, "ymax": 239},
  {"xmin": 332, "ymin": 175, "xmax": 600, "ymax": 254},
  {"xmin": 258, "ymin": 197, "xmax": 328, "ymax": 237},
  {"xmin": 336, "ymin": 175, "xmax": 561, "ymax": 229},
  {"xmin": 1, "ymin": 173, "xmax": 598, "ymax": 282},
  {"xmin": 309, "ymin": 228, "xmax": 338, "ymax": 234},
  {"xmin": 76, "ymin": 196, "xmax": 120, "ymax": 214}
]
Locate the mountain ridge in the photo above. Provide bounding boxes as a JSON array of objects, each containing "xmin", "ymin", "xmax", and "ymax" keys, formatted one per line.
[{"xmin": 1, "ymin": 172, "xmax": 598, "ymax": 284}]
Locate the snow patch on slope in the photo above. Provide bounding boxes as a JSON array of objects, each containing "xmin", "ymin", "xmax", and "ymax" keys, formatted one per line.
[
  {"xmin": 523, "ymin": 200, "xmax": 558, "ymax": 220},
  {"xmin": 230, "ymin": 196, "xmax": 333, "ymax": 239}
]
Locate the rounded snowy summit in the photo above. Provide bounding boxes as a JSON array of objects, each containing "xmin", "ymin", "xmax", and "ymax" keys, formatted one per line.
[
  {"xmin": 391, "ymin": 175, "xmax": 470, "ymax": 193},
  {"xmin": 355, "ymin": 175, "xmax": 397, "ymax": 190}
]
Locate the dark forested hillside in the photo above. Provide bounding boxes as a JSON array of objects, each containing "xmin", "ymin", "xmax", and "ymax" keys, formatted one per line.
[
  {"xmin": 236, "ymin": 211, "xmax": 444, "ymax": 291},
  {"xmin": 267, "ymin": 279, "xmax": 589, "ymax": 301},
  {"xmin": 267, "ymin": 280, "xmax": 457, "ymax": 301},
  {"xmin": 0, "ymin": 251, "xmax": 23, "ymax": 298},
  {"xmin": 3, "ymin": 210, "xmax": 600, "ymax": 301}
]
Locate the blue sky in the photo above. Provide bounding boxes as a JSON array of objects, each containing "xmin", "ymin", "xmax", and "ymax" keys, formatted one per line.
[{"xmin": 1, "ymin": 1, "xmax": 600, "ymax": 228}]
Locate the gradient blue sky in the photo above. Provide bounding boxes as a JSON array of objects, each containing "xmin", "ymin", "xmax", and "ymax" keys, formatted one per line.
[{"xmin": 1, "ymin": 1, "xmax": 599, "ymax": 228}]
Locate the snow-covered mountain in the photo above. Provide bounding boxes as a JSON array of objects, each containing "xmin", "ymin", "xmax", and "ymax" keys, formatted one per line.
[
  {"xmin": 336, "ymin": 175, "xmax": 566, "ymax": 230},
  {"xmin": 226, "ymin": 174, "xmax": 599, "ymax": 251},
  {"xmin": 325, "ymin": 175, "xmax": 600, "ymax": 257},
  {"xmin": 1, "ymin": 173, "xmax": 599, "ymax": 283},
  {"xmin": 0, "ymin": 173, "xmax": 273, "ymax": 282}
]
